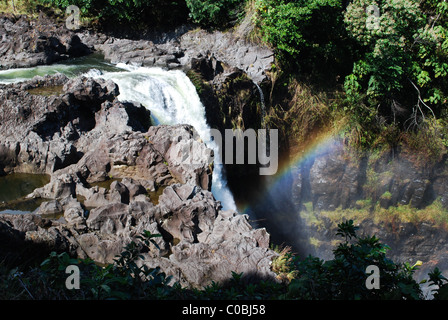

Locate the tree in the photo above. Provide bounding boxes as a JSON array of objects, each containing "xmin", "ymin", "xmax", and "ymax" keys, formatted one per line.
[
  {"xmin": 344, "ymin": 0, "xmax": 448, "ymax": 128},
  {"xmin": 185, "ymin": 0, "xmax": 244, "ymax": 28},
  {"xmin": 36, "ymin": 0, "xmax": 189, "ymax": 28},
  {"xmin": 253, "ymin": 0, "xmax": 349, "ymax": 70}
]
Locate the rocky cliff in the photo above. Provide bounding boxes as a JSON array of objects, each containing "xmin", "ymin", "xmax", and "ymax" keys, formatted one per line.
[
  {"xmin": 0, "ymin": 75, "xmax": 278, "ymax": 288},
  {"xmin": 0, "ymin": 13, "xmax": 91, "ymax": 69},
  {"xmin": 250, "ymin": 138, "xmax": 448, "ymax": 288}
]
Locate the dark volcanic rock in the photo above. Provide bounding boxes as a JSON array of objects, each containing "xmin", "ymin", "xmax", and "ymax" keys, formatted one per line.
[
  {"xmin": 0, "ymin": 74, "xmax": 278, "ymax": 288},
  {"xmin": 0, "ymin": 14, "xmax": 91, "ymax": 70},
  {"xmin": 78, "ymin": 19, "xmax": 274, "ymax": 84},
  {"xmin": 0, "ymin": 75, "xmax": 149, "ymax": 175},
  {"xmin": 291, "ymin": 139, "xmax": 448, "ymax": 212}
]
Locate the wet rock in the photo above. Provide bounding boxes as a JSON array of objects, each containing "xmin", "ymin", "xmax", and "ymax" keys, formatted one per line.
[
  {"xmin": 0, "ymin": 70, "xmax": 277, "ymax": 288},
  {"xmin": 63, "ymin": 76, "xmax": 119, "ymax": 103}
]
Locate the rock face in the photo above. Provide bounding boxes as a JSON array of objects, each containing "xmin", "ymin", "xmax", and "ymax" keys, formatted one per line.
[
  {"xmin": 0, "ymin": 74, "xmax": 150, "ymax": 175},
  {"xmin": 291, "ymin": 140, "xmax": 448, "ymax": 212},
  {"xmin": 178, "ymin": 30, "xmax": 274, "ymax": 85},
  {"xmin": 0, "ymin": 75, "xmax": 278, "ymax": 288},
  {"xmin": 79, "ymin": 25, "xmax": 274, "ymax": 85},
  {"xmin": 255, "ymin": 138, "xmax": 448, "ymax": 289},
  {"xmin": 0, "ymin": 14, "xmax": 91, "ymax": 70}
]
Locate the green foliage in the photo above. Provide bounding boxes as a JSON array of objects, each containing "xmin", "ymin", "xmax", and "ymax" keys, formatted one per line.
[
  {"xmin": 3, "ymin": 230, "xmax": 175, "ymax": 300},
  {"xmin": 254, "ymin": 0, "xmax": 448, "ymax": 152},
  {"xmin": 36, "ymin": 0, "xmax": 189, "ymax": 27},
  {"xmin": 185, "ymin": 0, "xmax": 244, "ymax": 28},
  {"xmin": 270, "ymin": 246, "xmax": 297, "ymax": 282},
  {"xmin": 3, "ymin": 223, "xmax": 448, "ymax": 300},
  {"xmin": 253, "ymin": 0, "xmax": 351, "ymax": 73},
  {"xmin": 428, "ymin": 267, "xmax": 448, "ymax": 300},
  {"xmin": 344, "ymin": 0, "xmax": 448, "ymax": 128},
  {"xmin": 287, "ymin": 220, "xmax": 424, "ymax": 300}
]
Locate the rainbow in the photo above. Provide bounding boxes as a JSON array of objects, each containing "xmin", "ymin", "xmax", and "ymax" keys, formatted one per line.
[{"xmin": 236, "ymin": 129, "xmax": 342, "ymax": 215}]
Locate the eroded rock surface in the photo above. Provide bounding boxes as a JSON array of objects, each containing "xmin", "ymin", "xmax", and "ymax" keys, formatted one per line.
[
  {"xmin": 0, "ymin": 14, "xmax": 91, "ymax": 70},
  {"xmin": 0, "ymin": 74, "xmax": 278, "ymax": 288}
]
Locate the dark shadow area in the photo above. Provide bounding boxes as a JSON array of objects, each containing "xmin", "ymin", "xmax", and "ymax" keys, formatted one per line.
[{"xmin": 0, "ymin": 220, "xmax": 56, "ymax": 269}]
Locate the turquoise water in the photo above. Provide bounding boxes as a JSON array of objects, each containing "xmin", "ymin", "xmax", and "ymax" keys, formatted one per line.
[
  {"xmin": 0, "ymin": 53, "xmax": 125, "ymax": 84},
  {"xmin": 0, "ymin": 54, "xmax": 237, "ymax": 212}
]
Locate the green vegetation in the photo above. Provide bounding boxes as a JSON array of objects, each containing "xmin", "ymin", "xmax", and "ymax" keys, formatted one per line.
[
  {"xmin": 185, "ymin": 0, "xmax": 244, "ymax": 28},
  {"xmin": 287, "ymin": 220, "xmax": 423, "ymax": 299},
  {"xmin": 253, "ymin": 0, "xmax": 448, "ymax": 157},
  {"xmin": 2, "ymin": 222, "xmax": 447, "ymax": 300},
  {"xmin": 28, "ymin": 0, "xmax": 189, "ymax": 28},
  {"xmin": 253, "ymin": 0, "xmax": 350, "ymax": 73},
  {"xmin": 301, "ymin": 198, "xmax": 448, "ymax": 232},
  {"xmin": 344, "ymin": 0, "xmax": 448, "ymax": 138},
  {"xmin": 8, "ymin": 0, "xmax": 244, "ymax": 29}
]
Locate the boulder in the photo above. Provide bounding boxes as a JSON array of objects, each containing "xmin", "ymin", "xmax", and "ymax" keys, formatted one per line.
[
  {"xmin": 0, "ymin": 14, "xmax": 91, "ymax": 70},
  {"xmin": 0, "ymin": 72, "xmax": 278, "ymax": 289}
]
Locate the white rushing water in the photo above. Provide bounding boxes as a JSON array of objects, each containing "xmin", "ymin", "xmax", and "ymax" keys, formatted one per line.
[
  {"xmin": 253, "ymin": 82, "xmax": 266, "ymax": 129},
  {"xmin": 97, "ymin": 64, "xmax": 237, "ymax": 211},
  {"xmin": 0, "ymin": 57, "xmax": 237, "ymax": 211}
]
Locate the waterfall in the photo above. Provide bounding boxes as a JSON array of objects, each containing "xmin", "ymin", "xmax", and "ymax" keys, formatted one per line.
[
  {"xmin": 0, "ymin": 58, "xmax": 237, "ymax": 212},
  {"xmin": 98, "ymin": 65, "xmax": 237, "ymax": 211},
  {"xmin": 253, "ymin": 82, "xmax": 266, "ymax": 129}
]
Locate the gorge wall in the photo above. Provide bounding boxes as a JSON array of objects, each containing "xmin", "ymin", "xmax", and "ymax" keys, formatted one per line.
[
  {"xmin": 0, "ymin": 72, "xmax": 277, "ymax": 288},
  {"xmin": 250, "ymin": 138, "xmax": 448, "ymax": 289},
  {"xmin": 2, "ymin": 11, "xmax": 448, "ymax": 293}
]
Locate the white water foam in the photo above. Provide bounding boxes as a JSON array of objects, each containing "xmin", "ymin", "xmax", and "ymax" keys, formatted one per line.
[
  {"xmin": 0, "ymin": 61, "xmax": 237, "ymax": 211},
  {"xmin": 97, "ymin": 66, "xmax": 237, "ymax": 211}
]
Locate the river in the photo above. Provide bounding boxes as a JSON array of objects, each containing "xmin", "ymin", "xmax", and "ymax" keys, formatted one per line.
[{"xmin": 0, "ymin": 53, "xmax": 237, "ymax": 212}]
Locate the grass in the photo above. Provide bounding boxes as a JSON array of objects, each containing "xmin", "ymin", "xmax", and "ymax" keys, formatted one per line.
[
  {"xmin": 399, "ymin": 118, "xmax": 448, "ymax": 169},
  {"xmin": 375, "ymin": 199, "xmax": 448, "ymax": 230},
  {"xmin": 267, "ymin": 78, "xmax": 335, "ymax": 156},
  {"xmin": 301, "ymin": 198, "xmax": 448, "ymax": 233},
  {"xmin": 0, "ymin": 0, "xmax": 47, "ymax": 17},
  {"xmin": 270, "ymin": 245, "xmax": 297, "ymax": 283},
  {"xmin": 380, "ymin": 191, "xmax": 392, "ymax": 201}
]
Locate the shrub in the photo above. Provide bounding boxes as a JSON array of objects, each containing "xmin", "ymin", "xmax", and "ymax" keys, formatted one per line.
[
  {"xmin": 3, "ymin": 223, "xmax": 448, "ymax": 300},
  {"xmin": 185, "ymin": 0, "xmax": 244, "ymax": 28},
  {"xmin": 286, "ymin": 220, "xmax": 424, "ymax": 300},
  {"xmin": 344, "ymin": 0, "xmax": 448, "ymax": 128},
  {"xmin": 253, "ymin": 0, "xmax": 351, "ymax": 73},
  {"xmin": 36, "ymin": 0, "xmax": 189, "ymax": 27}
]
